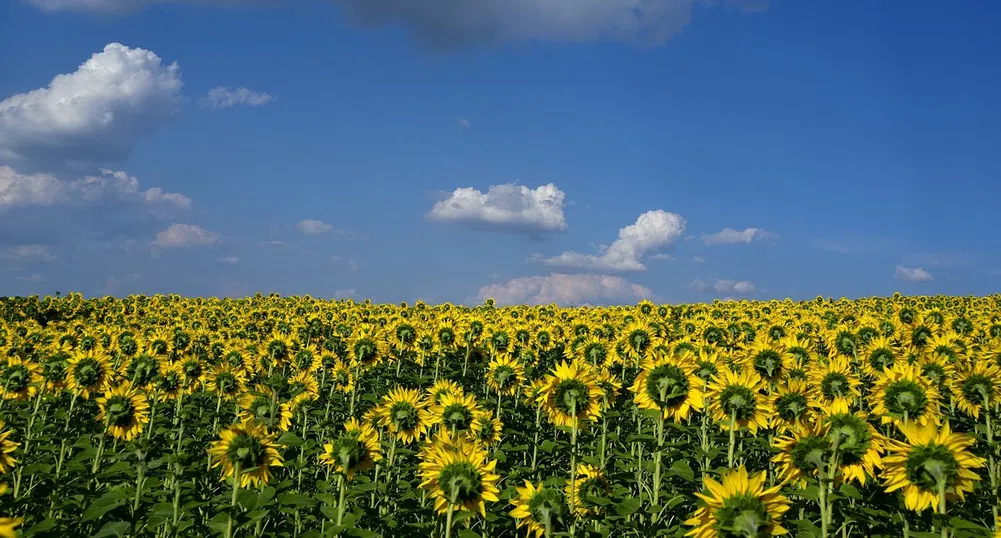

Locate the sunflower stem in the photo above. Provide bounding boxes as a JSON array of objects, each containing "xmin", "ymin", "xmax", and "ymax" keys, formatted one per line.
[
  {"xmin": 336, "ymin": 472, "xmax": 347, "ymax": 526},
  {"xmin": 727, "ymin": 409, "xmax": 737, "ymax": 468},
  {"xmin": 569, "ymin": 400, "xmax": 578, "ymax": 537},
  {"xmin": 226, "ymin": 462, "xmax": 242, "ymax": 538},
  {"xmin": 937, "ymin": 477, "xmax": 947, "ymax": 538}
]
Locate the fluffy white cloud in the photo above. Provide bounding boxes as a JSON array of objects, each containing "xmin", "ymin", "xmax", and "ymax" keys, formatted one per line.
[
  {"xmin": 0, "ymin": 43, "xmax": 183, "ymax": 168},
  {"xmin": 538, "ymin": 210, "xmax": 685, "ymax": 272},
  {"xmin": 895, "ymin": 265, "xmax": 933, "ymax": 282},
  {"xmin": 476, "ymin": 273, "xmax": 653, "ymax": 306},
  {"xmin": 1, "ymin": 244, "xmax": 56, "ymax": 262},
  {"xmin": 701, "ymin": 227, "xmax": 777, "ymax": 245},
  {"xmin": 152, "ymin": 224, "xmax": 220, "ymax": 248},
  {"xmin": 0, "ymin": 166, "xmax": 190, "ymax": 212},
  {"xmin": 217, "ymin": 256, "xmax": 239, "ymax": 264},
  {"xmin": 692, "ymin": 256, "xmax": 706, "ymax": 263},
  {"xmin": 297, "ymin": 219, "xmax": 333, "ymax": 235},
  {"xmin": 427, "ymin": 183, "xmax": 567, "ymax": 234},
  {"xmin": 692, "ymin": 279, "xmax": 756, "ymax": 295},
  {"xmin": 200, "ymin": 87, "xmax": 274, "ymax": 109}
]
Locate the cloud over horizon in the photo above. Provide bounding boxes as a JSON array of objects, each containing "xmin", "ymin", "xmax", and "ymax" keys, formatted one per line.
[
  {"xmin": 537, "ymin": 210, "xmax": 685, "ymax": 272},
  {"xmin": 427, "ymin": 183, "xmax": 567, "ymax": 234}
]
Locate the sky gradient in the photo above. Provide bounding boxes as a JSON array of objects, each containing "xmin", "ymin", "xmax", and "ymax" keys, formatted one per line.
[{"xmin": 1, "ymin": 0, "xmax": 999, "ymax": 305}]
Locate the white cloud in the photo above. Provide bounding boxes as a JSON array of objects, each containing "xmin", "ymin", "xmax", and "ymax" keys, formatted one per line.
[
  {"xmin": 200, "ymin": 86, "xmax": 274, "ymax": 109},
  {"xmin": 537, "ymin": 210, "xmax": 685, "ymax": 272},
  {"xmin": 257, "ymin": 240, "xmax": 288, "ymax": 248},
  {"xmin": 1, "ymin": 245, "xmax": 56, "ymax": 262},
  {"xmin": 0, "ymin": 43, "xmax": 183, "ymax": 168},
  {"xmin": 692, "ymin": 256, "xmax": 705, "ymax": 263},
  {"xmin": 0, "ymin": 166, "xmax": 190, "ymax": 211},
  {"xmin": 332, "ymin": 256, "xmax": 361, "ymax": 272},
  {"xmin": 217, "ymin": 256, "xmax": 239, "ymax": 264},
  {"xmin": 457, "ymin": 117, "xmax": 471, "ymax": 128},
  {"xmin": 334, "ymin": 288, "xmax": 357, "ymax": 299},
  {"xmin": 101, "ymin": 272, "xmax": 141, "ymax": 295},
  {"xmin": 297, "ymin": 219, "xmax": 333, "ymax": 235},
  {"xmin": 476, "ymin": 273, "xmax": 653, "ymax": 306},
  {"xmin": 650, "ymin": 253, "xmax": 674, "ymax": 261},
  {"xmin": 427, "ymin": 183, "xmax": 567, "ymax": 234},
  {"xmin": 152, "ymin": 223, "xmax": 220, "ymax": 249},
  {"xmin": 894, "ymin": 265, "xmax": 933, "ymax": 283},
  {"xmin": 701, "ymin": 227, "xmax": 777, "ymax": 245},
  {"xmin": 18, "ymin": 273, "xmax": 43, "ymax": 282},
  {"xmin": 691, "ymin": 278, "xmax": 756, "ymax": 295}
]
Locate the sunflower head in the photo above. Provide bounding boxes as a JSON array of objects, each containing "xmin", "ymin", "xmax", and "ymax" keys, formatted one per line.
[
  {"xmin": 510, "ymin": 481, "xmax": 565, "ymax": 538},
  {"xmin": 208, "ymin": 417, "xmax": 284, "ymax": 488},
  {"xmin": 685, "ymin": 466, "xmax": 790, "ymax": 538}
]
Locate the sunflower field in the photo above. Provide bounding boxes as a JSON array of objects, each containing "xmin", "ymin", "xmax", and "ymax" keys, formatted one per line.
[{"xmin": 0, "ymin": 293, "xmax": 1000, "ymax": 538}]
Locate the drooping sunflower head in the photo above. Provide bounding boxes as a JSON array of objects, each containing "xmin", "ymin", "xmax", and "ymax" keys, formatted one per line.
[
  {"xmin": 425, "ymin": 379, "xmax": 464, "ymax": 406},
  {"xmin": 319, "ymin": 417, "xmax": 382, "ymax": 480},
  {"xmin": 487, "ymin": 355, "xmax": 525, "ymax": 396},
  {"xmin": 67, "ymin": 350, "xmax": 113, "ymax": 399},
  {"xmin": 706, "ymin": 368, "xmax": 769, "ymax": 434},
  {"xmin": 473, "ymin": 409, "xmax": 502, "ymax": 446},
  {"xmin": 418, "ymin": 435, "xmax": 500, "ymax": 517},
  {"xmin": 510, "ymin": 480, "xmax": 566, "ymax": 538},
  {"xmin": 566, "ymin": 464, "xmax": 611, "ymax": 517},
  {"xmin": 0, "ymin": 420, "xmax": 20, "ymax": 474},
  {"xmin": 207, "ymin": 417, "xmax": 284, "ymax": 488},
  {"xmin": 772, "ymin": 421, "xmax": 832, "ymax": 486},
  {"xmin": 954, "ymin": 361, "xmax": 1001, "ymax": 419},
  {"xmin": 808, "ymin": 357, "xmax": 861, "ymax": 407},
  {"xmin": 821, "ymin": 400, "xmax": 883, "ymax": 485},
  {"xmin": 379, "ymin": 387, "xmax": 429, "ymax": 444},
  {"xmin": 769, "ymin": 379, "xmax": 814, "ymax": 433},
  {"xmin": 871, "ymin": 362, "xmax": 940, "ymax": 427},
  {"xmin": 861, "ymin": 335, "xmax": 897, "ymax": 377},
  {"xmin": 205, "ymin": 364, "xmax": 246, "ymax": 400},
  {"xmin": 631, "ymin": 355, "xmax": 703, "ymax": 422},
  {"xmin": 685, "ymin": 466, "xmax": 790, "ymax": 538},
  {"xmin": 431, "ymin": 392, "xmax": 481, "ymax": 438},
  {"xmin": 0, "ymin": 357, "xmax": 41, "ymax": 401},
  {"xmin": 538, "ymin": 361, "xmax": 602, "ymax": 429},
  {"xmin": 96, "ymin": 382, "xmax": 151, "ymax": 442}
]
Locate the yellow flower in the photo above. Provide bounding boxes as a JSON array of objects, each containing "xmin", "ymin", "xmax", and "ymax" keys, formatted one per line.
[
  {"xmin": 419, "ymin": 434, "xmax": 500, "ymax": 517},
  {"xmin": 881, "ymin": 421, "xmax": 984, "ymax": 513},
  {"xmin": 819, "ymin": 400, "xmax": 885, "ymax": 485},
  {"xmin": 378, "ymin": 387, "xmax": 430, "ymax": 444},
  {"xmin": 871, "ymin": 362, "xmax": 941, "ymax": 427},
  {"xmin": 768, "ymin": 379, "xmax": 815, "ymax": 434},
  {"xmin": 486, "ymin": 355, "xmax": 525, "ymax": 396},
  {"xmin": 207, "ymin": 418, "xmax": 284, "ymax": 488},
  {"xmin": 807, "ymin": 357, "xmax": 861, "ymax": 409},
  {"xmin": 631, "ymin": 354, "xmax": 704, "ymax": 422},
  {"xmin": 67, "ymin": 350, "xmax": 113, "ymax": 399},
  {"xmin": 0, "ymin": 357, "xmax": 41, "ymax": 401},
  {"xmin": 706, "ymin": 368, "xmax": 770, "ymax": 434},
  {"xmin": 510, "ymin": 480, "xmax": 564, "ymax": 538},
  {"xmin": 96, "ymin": 382, "xmax": 151, "ymax": 442},
  {"xmin": 685, "ymin": 466, "xmax": 790, "ymax": 538},
  {"xmin": 565, "ymin": 464, "xmax": 611, "ymax": 517},
  {"xmin": 954, "ymin": 360, "xmax": 1001, "ymax": 419},
  {"xmin": 772, "ymin": 421, "xmax": 831, "ymax": 487},
  {"xmin": 427, "ymin": 392, "xmax": 482, "ymax": 439},
  {"xmin": 319, "ymin": 418, "xmax": 382, "ymax": 480},
  {"xmin": 538, "ymin": 360, "xmax": 603, "ymax": 429},
  {"xmin": 0, "ymin": 422, "xmax": 18, "ymax": 474}
]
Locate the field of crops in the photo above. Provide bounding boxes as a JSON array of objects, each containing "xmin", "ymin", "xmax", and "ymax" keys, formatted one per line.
[{"xmin": 0, "ymin": 293, "xmax": 999, "ymax": 538}]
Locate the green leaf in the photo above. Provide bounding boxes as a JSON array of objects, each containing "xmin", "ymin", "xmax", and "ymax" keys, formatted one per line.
[
  {"xmin": 838, "ymin": 483, "xmax": 861, "ymax": 500},
  {"xmin": 539, "ymin": 440, "xmax": 557, "ymax": 453},
  {"xmin": 91, "ymin": 521, "xmax": 131, "ymax": 538},
  {"xmin": 277, "ymin": 432, "xmax": 305, "ymax": 446},
  {"xmin": 668, "ymin": 460, "xmax": 694, "ymax": 482},
  {"xmin": 82, "ymin": 491, "xmax": 129, "ymax": 522},
  {"xmin": 614, "ymin": 497, "xmax": 642, "ymax": 516},
  {"xmin": 457, "ymin": 530, "xmax": 482, "ymax": 538}
]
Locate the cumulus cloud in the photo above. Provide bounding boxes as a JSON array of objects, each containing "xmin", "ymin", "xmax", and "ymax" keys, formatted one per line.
[
  {"xmin": 1, "ymin": 244, "xmax": 56, "ymax": 262},
  {"xmin": 701, "ymin": 227, "xmax": 777, "ymax": 245},
  {"xmin": 1, "ymin": 166, "xmax": 190, "ymax": 212},
  {"xmin": 475, "ymin": 273, "xmax": 653, "ymax": 306},
  {"xmin": 427, "ymin": 183, "xmax": 567, "ymax": 234},
  {"xmin": 692, "ymin": 278, "xmax": 756, "ymax": 295},
  {"xmin": 894, "ymin": 265, "xmax": 933, "ymax": 283},
  {"xmin": 0, "ymin": 43, "xmax": 183, "ymax": 169},
  {"xmin": 537, "ymin": 210, "xmax": 685, "ymax": 272},
  {"xmin": 200, "ymin": 86, "xmax": 274, "ymax": 109},
  {"xmin": 297, "ymin": 219, "xmax": 333, "ymax": 235},
  {"xmin": 152, "ymin": 223, "xmax": 220, "ymax": 249}
]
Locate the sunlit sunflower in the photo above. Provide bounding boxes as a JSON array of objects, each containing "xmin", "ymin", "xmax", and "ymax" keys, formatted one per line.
[
  {"xmin": 287, "ymin": 369, "xmax": 320, "ymax": 400},
  {"xmin": 882, "ymin": 421, "xmax": 985, "ymax": 513},
  {"xmin": 902, "ymin": 314, "xmax": 937, "ymax": 355},
  {"xmin": 631, "ymin": 354, "xmax": 704, "ymax": 422},
  {"xmin": 0, "ymin": 356, "xmax": 42, "ymax": 401},
  {"xmin": 510, "ymin": 480, "xmax": 565, "ymax": 538},
  {"xmin": 428, "ymin": 391, "xmax": 482, "ymax": 438},
  {"xmin": 573, "ymin": 335, "xmax": 610, "ymax": 367},
  {"xmin": 538, "ymin": 360, "xmax": 603, "ymax": 429},
  {"xmin": 0, "ymin": 421, "xmax": 19, "ymax": 474},
  {"xmin": 154, "ymin": 360, "xmax": 186, "ymax": 401},
  {"xmin": 819, "ymin": 400, "xmax": 885, "ymax": 485},
  {"xmin": 0, "ymin": 485, "xmax": 21, "ymax": 538},
  {"xmin": 208, "ymin": 417, "xmax": 284, "ymax": 488},
  {"xmin": 706, "ymin": 368, "xmax": 770, "ymax": 434},
  {"xmin": 566, "ymin": 463, "xmax": 611, "ymax": 517},
  {"xmin": 685, "ymin": 466, "xmax": 790, "ymax": 538},
  {"xmin": 473, "ymin": 409, "xmax": 502, "ymax": 446},
  {"xmin": 807, "ymin": 357, "xmax": 861, "ymax": 409},
  {"xmin": 328, "ymin": 359, "xmax": 355, "ymax": 394},
  {"xmin": 871, "ymin": 362, "xmax": 941, "ymax": 427},
  {"xmin": 349, "ymin": 324, "xmax": 386, "ymax": 368},
  {"xmin": 742, "ymin": 340, "xmax": 790, "ymax": 384},
  {"xmin": 378, "ymin": 387, "xmax": 430, "ymax": 444},
  {"xmin": 205, "ymin": 364, "xmax": 246, "ymax": 401},
  {"xmin": 772, "ymin": 421, "xmax": 832, "ymax": 487},
  {"xmin": 486, "ymin": 355, "xmax": 525, "ymax": 396},
  {"xmin": 66, "ymin": 350, "xmax": 114, "ymax": 399},
  {"xmin": 95, "ymin": 382, "xmax": 151, "ymax": 441},
  {"xmin": 860, "ymin": 336, "xmax": 898, "ymax": 378},
  {"xmin": 262, "ymin": 331, "xmax": 295, "ymax": 368},
  {"xmin": 620, "ymin": 321, "xmax": 656, "ymax": 363},
  {"xmin": 769, "ymin": 379, "xmax": 815, "ymax": 433},
  {"xmin": 426, "ymin": 379, "xmax": 464, "ymax": 406},
  {"xmin": 954, "ymin": 361, "xmax": 1001, "ymax": 419},
  {"xmin": 123, "ymin": 353, "xmax": 161, "ymax": 390},
  {"xmin": 319, "ymin": 418, "xmax": 382, "ymax": 480},
  {"xmin": 290, "ymin": 344, "xmax": 321, "ymax": 373},
  {"xmin": 237, "ymin": 386, "xmax": 293, "ymax": 432},
  {"xmin": 178, "ymin": 356, "xmax": 205, "ymax": 392},
  {"xmin": 419, "ymin": 434, "xmax": 500, "ymax": 517}
]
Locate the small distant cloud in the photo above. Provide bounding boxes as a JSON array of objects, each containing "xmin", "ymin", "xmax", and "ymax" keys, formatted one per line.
[
  {"xmin": 18, "ymin": 273, "xmax": 42, "ymax": 282},
  {"xmin": 701, "ymin": 227, "xmax": 777, "ymax": 246},
  {"xmin": 476, "ymin": 273, "xmax": 653, "ymax": 306},
  {"xmin": 895, "ymin": 265, "xmax": 933, "ymax": 282},
  {"xmin": 218, "ymin": 256, "xmax": 239, "ymax": 264},
  {"xmin": 297, "ymin": 219, "xmax": 333, "ymax": 235},
  {"xmin": 691, "ymin": 278, "xmax": 756, "ymax": 295},
  {"xmin": 650, "ymin": 253, "xmax": 674, "ymax": 261},
  {"xmin": 2, "ymin": 245, "xmax": 56, "ymax": 262},
  {"xmin": 427, "ymin": 183, "xmax": 567, "ymax": 234},
  {"xmin": 334, "ymin": 289, "xmax": 357, "ymax": 299},
  {"xmin": 199, "ymin": 86, "xmax": 274, "ymax": 109},
  {"xmin": 692, "ymin": 256, "xmax": 705, "ymax": 264},
  {"xmin": 332, "ymin": 256, "xmax": 360, "ymax": 272},
  {"xmin": 152, "ymin": 223, "xmax": 220, "ymax": 249},
  {"xmin": 457, "ymin": 117, "xmax": 471, "ymax": 128},
  {"xmin": 257, "ymin": 240, "xmax": 288, "ymax": 248}
]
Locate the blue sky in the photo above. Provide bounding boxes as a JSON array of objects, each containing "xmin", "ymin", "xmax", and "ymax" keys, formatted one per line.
[{"xmin": 1, "ymin": 0, "xmax": 998, "ymax": 305}]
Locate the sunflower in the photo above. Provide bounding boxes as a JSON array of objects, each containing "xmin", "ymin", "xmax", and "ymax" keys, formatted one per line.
[
  {"xmin": 772, "ymin": 421, "xmax": 832, "ymax": 487},
  {"xmin": 537, "ymin": 361, "xmax": 603, "ymax": 429},
  {"xmin": 631, "ymin": 354, "xmax": 704, "ymax": 422},
  {"xmin": 768, "ymin": 378, "xmax": 815, "ymax": 434},
  {"xmin": 378, "ymin": 387, "xmax": 430, "ymax": 444},
  {"xmin": 860, "ymin": 336, "xmax": 897, "ymax": 378},
  {"xmin": 0, "ymin": 422, "xmax": 18, "ymax": 474},
  {"xmin": 123, "ymin": 353, "xmax": 161, "ymax": 390},
  {"xmin": 290, "ymin": 344, "xmax": 321, "ymax": 373},
  {"xmin": 902, "ymin": 314, "xmax": 937, "ymax": 355},
  {"xmin": 954, "ymin": 361, "xmax": 1001, "ymax": 419},
  {"xmin": 426, "ymin": 379, "xmax": 464, "ymax": 406},
  {"xmin": 319, "ymin": 418, "xmax": 382, "ymax": 480},
  {"xmin": 328, "ymin": 359, "xmax": 355, "ymax": 394},
  {"xmin": 742, "ymin": 341, "xmax": 790, "ymax": 384},
  {"xmin": 882, "ymin": 421, "xmax": 985, "ymax": 513},
  {"xmin": 66, "ymin": 350, "xmax": 113, "ymax": 399},
  {"xmin": 565, "ymin": 463, "xmax": 611, "ymax": 517},
  {"xmin": 96, "ymin": 382, "xmax": 151, "ymax": 441},
  {"xmin": 287, "ymin": 369, "xmax": 320, "ymax": 400},
  {"xmin": 237, "ymin": 387, "xmax": 293, "ymax": 432},
  {"xmin": 419, "ymin": 434, "xmax": 500, "ymax": 517},
  {"xmin": 510, "ymin": 480, "xmax": 565, "ymax": 538},
  {"xmin": 819, "ymin": 400, "xmax": 885, "ymax": 485},
  {"xmin": 349, "ymin": 324, "xmax": 386, "ymax": 368},
  {"xmin": 208, "ymin": 417, "xmax": 284, "ymax": 488},
  {"xmin": 706, "ymin": 368, "xmax": 770, "ymax": 434},
  {"xmin": 154, "ymin": 360, "xmax": 186, "ymax": 400},
  {"xmin": 0, "ymin": 356, "xmax": 42, "ymax": 401},
  {"xmin": 573, "ymin": 335, "xmax": 610, "ymax": 367},
  {"xmin": 685, "ymin": 466, "xmax": 790, "ymax": 538},
  {"xmin": 807, "ymin": 357, "xmax": 861, "ymax": 409},
  {"xmin": 486, "ymin": 355, "xmax": 525, "ymax": 396},
  {"xmin": 178, "ymin": 356, "xmax": 205, "ymax": 392},
  {"xmin": 205, "ymin": 364, "xmax": 246, "ymax": 401},
  {"xmin": 428, "ymin": 392, "xmax": 482, "ymax": 438},
  {"xmin": 0, "ymin": 485, "xmax": 20, "ymax": 538},
  {"xmin": 871, "ymin": 362, "xmax": 941, "ymax": 427},
  {"xmin": 473, "ymin": 410, "xmax": 502, "ymax": 446},
  {"xmin": 620, "ymin": 321, "xmax": 655, "ymax": 363}
]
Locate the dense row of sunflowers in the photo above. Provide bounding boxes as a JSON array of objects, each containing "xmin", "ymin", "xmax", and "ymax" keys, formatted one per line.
[{"xmin": 0, "ymin": 293, "xmax": 1000, "ymax": 537}]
